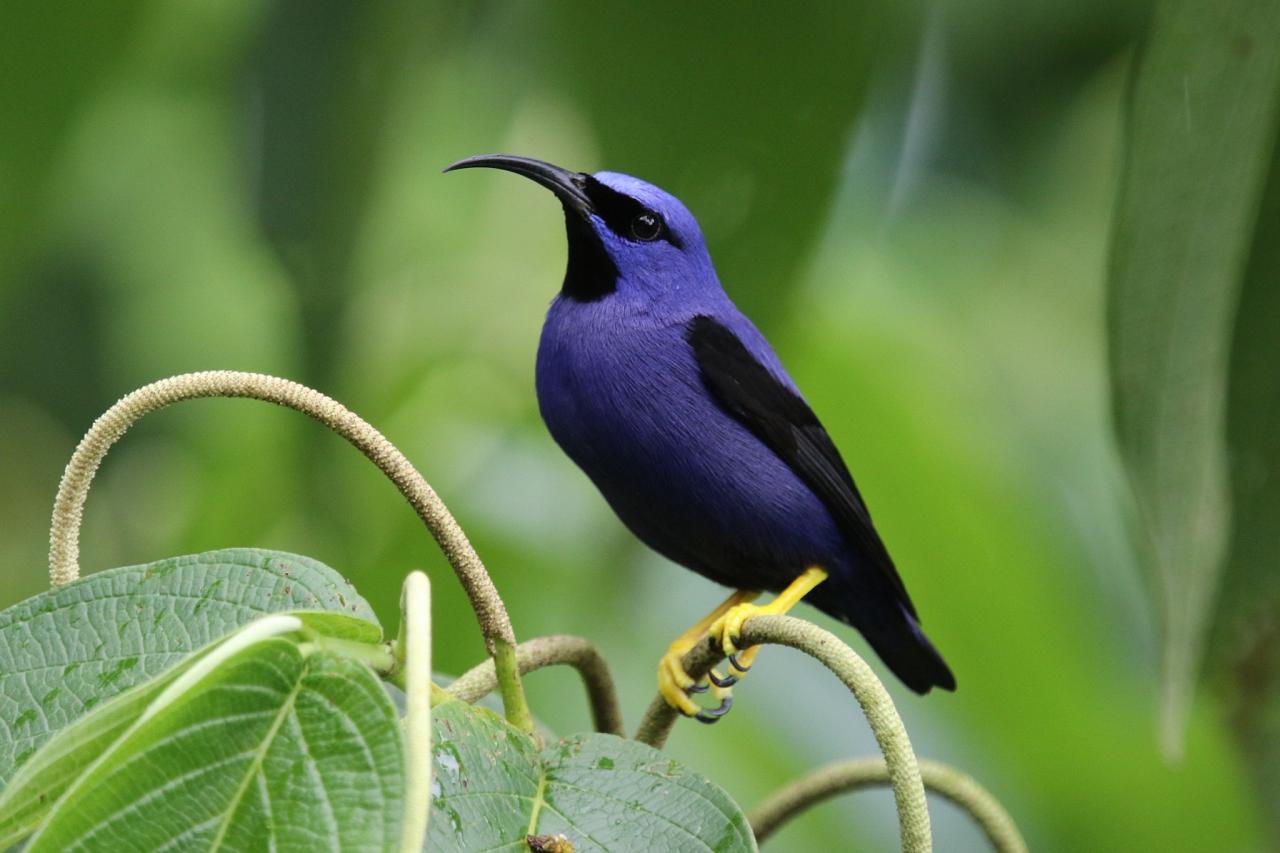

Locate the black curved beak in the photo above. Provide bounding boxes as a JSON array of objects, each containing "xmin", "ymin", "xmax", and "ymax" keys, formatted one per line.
[{"xmin": 444, "ymin": 154, "xmax": 594, "ymax": 216}]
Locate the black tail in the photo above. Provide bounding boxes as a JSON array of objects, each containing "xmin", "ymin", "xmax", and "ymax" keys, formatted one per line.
[
  {"xmin": 814, "ymin": 578, "xmax": 956, "ymax": 694},
  {"xmin": 861, "ymin": 603, "xmax": 956, "ymax": 694}
]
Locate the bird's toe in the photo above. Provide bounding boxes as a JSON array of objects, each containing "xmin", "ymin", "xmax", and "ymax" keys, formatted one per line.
[
  {"xmin": 657, "ymin": 649, "xmax": 737, "ymax": 721},
  {"xmin": 658, "ymin": 660, "xmax": 703, "ymax": 718},
  {"xmin": 658, "ymin": 649, "xmax": 720, "ymax": 717},
  {"xmin": 710, "ymin": 601, "xmax": 763, "ymax": 658},
  {"xmin": 728, "ymin": 644, "xmax": 761, "ymax": 677}
]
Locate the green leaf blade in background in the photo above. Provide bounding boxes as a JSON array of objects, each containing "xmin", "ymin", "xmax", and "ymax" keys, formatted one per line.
[
  {"xmin": 25, "ymin": 639, "xmax": 403, "ymax": 852},
  {"xmin": 0, "ymin": 548, "xmax": 376, "ymax": 786},
  {"xmin": 427, "ymin": 699, "xmax": 756, "ymax": 852},
  {"xmin": 1107, "ymin": 0, "xmax": 1280, "ymax": 753},
  {"xmin": 1214, "ymin": 99, "xmax": 1280, "ymax": 839}
]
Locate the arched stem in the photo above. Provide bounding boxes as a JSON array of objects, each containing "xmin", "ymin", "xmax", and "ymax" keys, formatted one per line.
[
  {"xmin": 47, "ymin": 370, "xmax": 532, "ymax": 733},
  {"xmin": 749, "ymin": 757, "xmax": 1027, "ymax": 852},
  {"xmin": 633, "ymin": 614, "xmax": 931, "ymax": 852},
  {"xmin": 447, "ymin": 634, "xmax": 625, "ymax": 737}
]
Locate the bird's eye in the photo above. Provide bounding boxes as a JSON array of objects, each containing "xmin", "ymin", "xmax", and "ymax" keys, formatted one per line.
[{"xmin": 630, "ymin": 211, "xmax": 663, "ymax": 242}]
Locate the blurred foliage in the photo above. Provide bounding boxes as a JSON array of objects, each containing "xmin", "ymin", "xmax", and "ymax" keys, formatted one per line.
[
  {"xmin": 1108, "ymin": 0, "xmax": 1280, "ymax": 839},
  {"xmin": 1216, "ymin": 133, "xmax": 1280, "ymax": 842},
  {"xmin": 0, "ymin": 2, "xmax": 1272, "ymax": 851}
]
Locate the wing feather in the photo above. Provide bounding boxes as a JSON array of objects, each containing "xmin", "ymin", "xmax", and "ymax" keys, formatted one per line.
[{"xmin": 687, "ymin": 314, "xmax": 917, "ymax": 617}]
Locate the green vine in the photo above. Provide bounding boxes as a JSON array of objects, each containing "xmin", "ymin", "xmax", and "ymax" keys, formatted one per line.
[
  {"xmin": 37, "ymin": 371, "xmax": 1028, "ymax": 851},
  {"xmin": 749, "ymin": 757, "xmax": 1027, "ymax": 851},
  {"xmin": 45, "ymin": 370, "xmax": 533, "ymax": 734},
  {"xmin": 448, "ymin": 634, "xmax": 625, "ymax": 737}
]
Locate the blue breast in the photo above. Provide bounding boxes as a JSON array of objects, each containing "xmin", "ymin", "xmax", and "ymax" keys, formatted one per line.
[{"xmin": 535, "ymin": 298, "xmax": 846, "ymax": 591}]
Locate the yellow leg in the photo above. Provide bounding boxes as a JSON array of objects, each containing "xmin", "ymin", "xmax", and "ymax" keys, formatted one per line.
[
  {"xmin": 658, "ymin": 589, "xmax": 759, "ymax": 718},
  {"xmin": 712, "ymin": 567, "xmax": 828, "ymax": 674}
]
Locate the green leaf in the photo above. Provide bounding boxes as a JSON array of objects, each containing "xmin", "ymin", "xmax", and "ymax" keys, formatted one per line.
[
  {"xmin": 26, "ymin": 631, "xmax": 404, "ymax": 851},
  {"xmin": 427, "ymin": 700, "xmax": 756, "ymax": 852},
  {"xmin": 1213, "ymin": 93, "xmax": 1280, "ymax": 841},
  {"xmin": 0, "ymin": 610, "xmax": 385, "ymax": 846},
  {"xmin": 0, "ymin": 653, "xmax": 189, "ymax": 848},
  {"xmin": 1107, "ymin": 0, "xmax": 1280, "ymax": 752},
  {"xmin": 0, "ymin": 548, "xmax": 376, "ymax": 786},
  {"xmin": 294, "ymin": 610, "xmax": 384, "ymax": 644}
]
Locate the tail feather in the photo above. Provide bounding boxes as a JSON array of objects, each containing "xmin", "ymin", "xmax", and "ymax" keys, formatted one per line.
[
  {"xmin": 861, "ymin": 604, "xmax": 956, "ymax": 694},
  {"xmin": 813, "ymin": 576, "xmax": 956, "ymax": 694}
]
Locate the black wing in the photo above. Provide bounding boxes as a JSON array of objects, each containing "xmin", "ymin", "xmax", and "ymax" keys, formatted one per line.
[{"xmin": 687, "ymin": 314, "xmax": 917, "ymax": 617}]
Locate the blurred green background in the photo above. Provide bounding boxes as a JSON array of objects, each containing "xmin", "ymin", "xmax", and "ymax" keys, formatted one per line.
[{"xmin": 0, "ymin": 2, "xmax": 1270, "ymax": 850}]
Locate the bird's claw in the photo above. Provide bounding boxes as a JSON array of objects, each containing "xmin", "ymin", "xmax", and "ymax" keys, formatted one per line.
[
  {"xmin": 708, "ymin": 602, "xmax": 768, "ymax": 688},
  {"xmin": 706, "ymin": 667, "xmax": 738, "ymax": 688},
  {"xmin": 656, "ymin": 602, "xmax": 772, "ymax": 722},
  {"xmin": 658, "ymin": 646, "xmax": 736, "ymax": 721},
  {"xmin": 694, "ymin": 694, "xmax": 733, "ymax": 724}
]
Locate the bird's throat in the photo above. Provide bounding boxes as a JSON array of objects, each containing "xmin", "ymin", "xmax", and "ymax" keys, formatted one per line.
[{"xmin": 560, "ymin": 207, "xmax": 617, "ymax": 302}]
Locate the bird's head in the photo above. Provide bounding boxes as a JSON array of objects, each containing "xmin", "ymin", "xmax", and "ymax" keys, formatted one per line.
[{"xmin": 445, "ymin": 154, "xmax": 716, "ymax": 304}]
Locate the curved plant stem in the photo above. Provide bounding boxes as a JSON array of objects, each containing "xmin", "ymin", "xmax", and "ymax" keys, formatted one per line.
[
  {"xmin": 447, "ymin": 634, "xmax": 626, "ymax": 737},
  {"xmin": 634, "ymin": 614, "xmax": 931, "ymax": 852},
  {"xmin": 749, "ymin": 757, "xmax": 1027, "ymax": 852},
  {"xmin": 46, "ymin": 370, "xmax": 532, "ymax": 732},
  {"xmin": 398, "ymin": 571, "xmax": 432, "ymax": 853},
  {"xmin": 491, "ymin": 640, "xmax": 535, "ymax": 735}
]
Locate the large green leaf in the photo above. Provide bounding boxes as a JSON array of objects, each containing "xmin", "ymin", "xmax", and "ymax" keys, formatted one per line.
[
  {"xmin": 1213, "ymin": 96, "xmax": 1280, "ymax": 838},
  {"xmin": 427, "ymin": 700, "xmax": 756, "ymax": 852},
  {"xmin": 0, "ymin": 654, "xmax": 189, "ymax": 848},
  {"xmin": 25, "ymin": 633, "xmax": 403, "ymax": 851},
  {"xmin": 0, "ymin": 548, "xmax": 376, "ymax": 785},
  {"xmin": 1108, "ymin": 0, "xmax": 1280, "ymax": 752},
  {"xmin": 0, "ymin": 611, "xmax": 383, "ymax": 847}
]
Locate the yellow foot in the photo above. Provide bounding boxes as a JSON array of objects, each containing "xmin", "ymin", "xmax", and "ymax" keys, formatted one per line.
[
  {"xmin": 656, "ymin": 569, "xmax": 828, "ymax": 723},
  {"xmin": 657, "ymin": 589, "xmax": 758, "ymax": 723},
  {"xmin": 658, "ymin": 643, "xmax": 733, "ymax": 723},
  {"xmin": 709, "ymin": 567, "xmax": 829, "ymax": 680}
]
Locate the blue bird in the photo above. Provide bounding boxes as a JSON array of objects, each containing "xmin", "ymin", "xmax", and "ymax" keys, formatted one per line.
[{"xmin": 446, "ymin": 154, "xmax": 955, "ymax": 721}]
